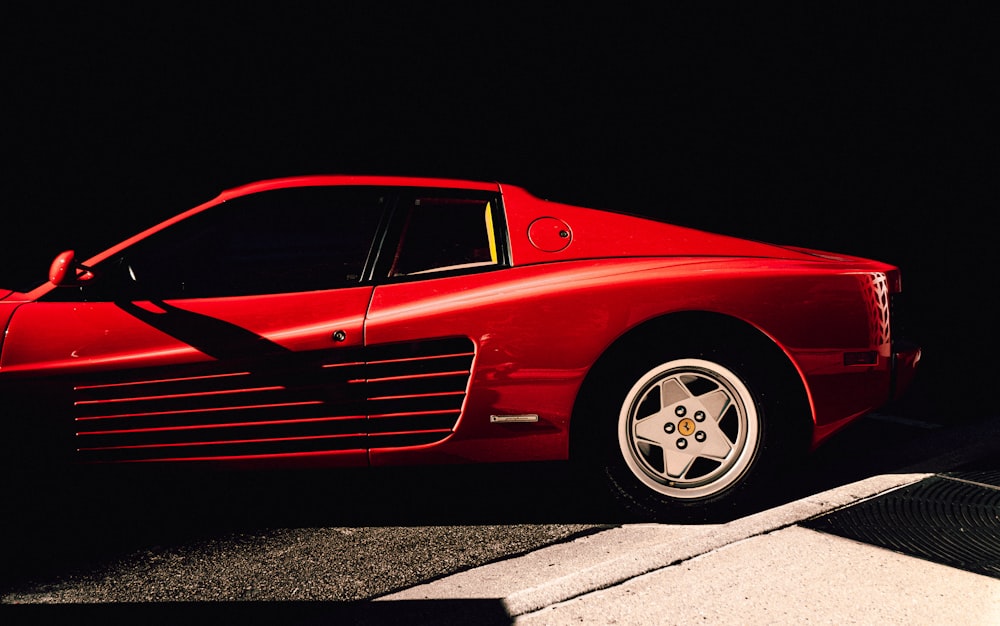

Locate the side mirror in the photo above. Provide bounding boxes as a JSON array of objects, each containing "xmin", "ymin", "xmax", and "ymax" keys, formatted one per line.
[{"xmin": 48, "ymin": 250, "xmax": 94, "ymax": 286}]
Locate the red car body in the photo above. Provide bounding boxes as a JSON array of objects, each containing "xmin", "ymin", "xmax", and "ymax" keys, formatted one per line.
[{"xmin": 0, "ymin": 175, "xmax": 919, "ymax": 516}]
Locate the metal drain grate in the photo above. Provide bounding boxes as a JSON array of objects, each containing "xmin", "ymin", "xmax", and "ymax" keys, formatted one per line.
[{"xmin": 801, "ymin": 471, "xmax": 1000, "ymax": 579}]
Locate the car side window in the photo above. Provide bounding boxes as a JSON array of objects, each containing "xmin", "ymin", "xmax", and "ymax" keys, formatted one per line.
[
  {"xmin": 387, "ymin": 195, "xmax": 502, "ymax": 277},
  {"xmin": 80, "ymin": 186, "xmax": 387, "ymax": 300}
]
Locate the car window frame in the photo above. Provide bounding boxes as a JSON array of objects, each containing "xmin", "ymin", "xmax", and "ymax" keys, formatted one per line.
[{"xmin": 371, "ymin": 188, "xmax": 510, "ymax": 284}]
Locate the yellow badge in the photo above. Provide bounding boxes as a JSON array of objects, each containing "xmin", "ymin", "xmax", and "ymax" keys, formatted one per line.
[{"xmin": 678, "ymin": 418, "xmax": 696, "ymax": 436}]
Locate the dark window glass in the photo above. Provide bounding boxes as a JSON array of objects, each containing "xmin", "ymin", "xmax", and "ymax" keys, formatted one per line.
[
  {"xmin": 81, "ymin": 186, "xmax": 386, "ymax": 300},
  {"xmin": 388, "ymin": 196, "xmax": 500, "ymax": 277}
]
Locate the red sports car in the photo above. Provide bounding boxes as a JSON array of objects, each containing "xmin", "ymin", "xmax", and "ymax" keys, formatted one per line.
[{"xmin": 0, "ymin": 175, "xmax": 919, "ymax": 519}]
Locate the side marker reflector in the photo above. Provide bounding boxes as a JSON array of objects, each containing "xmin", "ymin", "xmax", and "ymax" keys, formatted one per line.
[{"xmin": 490, "ymin": 414, "xmax": 539, "ymax": 423}]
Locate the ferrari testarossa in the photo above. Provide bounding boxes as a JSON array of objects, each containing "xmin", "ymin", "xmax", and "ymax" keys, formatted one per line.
[{"xmin": 0, "ymin": 175, "xmax": 920, "ymax": 519}]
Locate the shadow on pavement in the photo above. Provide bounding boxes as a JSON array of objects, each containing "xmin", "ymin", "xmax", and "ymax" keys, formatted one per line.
[{"xmin": 3, "ymin": 599, "xmax": 515, "ymax": 626}]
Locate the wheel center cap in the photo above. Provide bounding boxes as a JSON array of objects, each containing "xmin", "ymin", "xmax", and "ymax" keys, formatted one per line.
[{"xmin": 678, "ymin": 418, "xmax": 696, "ymax": 436}]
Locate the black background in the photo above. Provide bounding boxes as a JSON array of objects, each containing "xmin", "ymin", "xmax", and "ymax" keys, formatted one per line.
[{"xmin": 3, "ymin": 5, "xmax": 996, "ymax": 419}]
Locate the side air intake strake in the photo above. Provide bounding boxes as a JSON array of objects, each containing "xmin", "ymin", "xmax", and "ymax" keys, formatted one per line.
[{"xmin": 71, "ymin": 337, "xmax": 474, "ymax": 462}]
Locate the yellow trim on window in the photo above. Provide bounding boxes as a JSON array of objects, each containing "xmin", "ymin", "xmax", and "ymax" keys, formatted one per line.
[{"xmin": 485, "ymin": 202, "xmax": 498, "ymax": 264}]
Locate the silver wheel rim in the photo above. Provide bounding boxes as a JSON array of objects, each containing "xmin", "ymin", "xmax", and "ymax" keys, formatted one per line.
[{"xmin": 617, "ymin": 358, "xmax": 760, "ymax": 500}]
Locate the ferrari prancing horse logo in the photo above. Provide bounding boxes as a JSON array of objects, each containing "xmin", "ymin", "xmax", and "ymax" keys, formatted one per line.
[{"xmin": 678, "ymin": 417, "xmax": 696, "ymax": 436}]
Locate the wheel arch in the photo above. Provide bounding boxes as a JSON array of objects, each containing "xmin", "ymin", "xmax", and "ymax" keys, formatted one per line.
[{"xmin": 570, "ymin": 310, "xmax": 814, "ymax": 460}]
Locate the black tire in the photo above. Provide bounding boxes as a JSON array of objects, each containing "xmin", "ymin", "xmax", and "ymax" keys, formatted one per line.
[{"xmin": 579, "ymin": 339, "xmax": 808, "ymax": 523}]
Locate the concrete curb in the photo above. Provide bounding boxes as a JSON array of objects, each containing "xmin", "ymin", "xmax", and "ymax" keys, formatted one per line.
[{"xmin": 383, "ymin": 472, "xmax": 930, "ymax": 616}]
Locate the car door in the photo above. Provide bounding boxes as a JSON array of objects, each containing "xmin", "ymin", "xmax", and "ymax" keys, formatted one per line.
[{"xmin": 1, "ymin": 186, "xmax": 387, "ymax": 467}]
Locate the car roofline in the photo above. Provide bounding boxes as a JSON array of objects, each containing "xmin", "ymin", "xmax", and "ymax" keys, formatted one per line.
[{"xmin": 218, "ymin": 175, "xmax": 502, "ymax": 201}]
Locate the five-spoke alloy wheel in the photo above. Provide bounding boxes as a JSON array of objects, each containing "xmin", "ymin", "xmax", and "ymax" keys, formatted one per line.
[{"xmin": 618, "ymin": 358, "xmax": 760, "ymax": 501}]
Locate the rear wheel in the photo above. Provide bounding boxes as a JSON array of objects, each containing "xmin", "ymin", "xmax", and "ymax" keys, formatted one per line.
[
  {"xmin": 618, "ymin": 358, "xmax": 760, "ymax": 503},
  {"xmin": 585, "ymin": 342, "xmax": 804, "ymax": 522}
]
